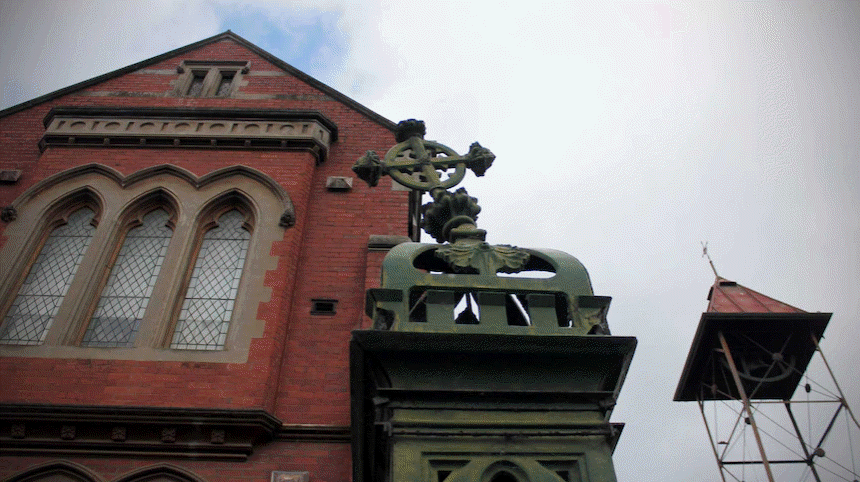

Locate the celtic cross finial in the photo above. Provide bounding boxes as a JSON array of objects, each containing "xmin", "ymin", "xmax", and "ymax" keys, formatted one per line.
[
  {"xmin": 352, "ymin": 119, "xmax": 495, "ymax": 192},
  {"xmin": 354, "ymin": 120, "xmax": 530, "ymax": 275},
  {"xmin": 353, "ymin": 120, "xmax": 499, "ymax": 249}
]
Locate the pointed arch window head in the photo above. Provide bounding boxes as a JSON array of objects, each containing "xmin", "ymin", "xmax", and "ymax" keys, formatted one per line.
[
  {"xmin": 1, "ymin": 207, "xmax": 96, "ymax": 345},
  {"xmin": 171, "ymin": 209, "xmax": 250, "ymax": 350},
  {"xmin": 82, "ymin": 208, "xmax": 173, "ymax": 347},
  {"xmin": 489, "ymin": 472, "xmax": 520, "ymax": 482}
]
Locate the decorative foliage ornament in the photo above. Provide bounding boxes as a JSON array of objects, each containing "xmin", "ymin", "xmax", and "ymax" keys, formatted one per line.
[
  {"xmin": 422, "ymin": 188, "xmax": 481, "ymax": 243},
  {"xmin": 435, "ymin": 241, "xmax": 531, "ymax": 275}
]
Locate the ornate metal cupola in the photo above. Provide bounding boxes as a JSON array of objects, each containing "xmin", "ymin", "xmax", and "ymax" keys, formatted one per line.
[{"xmin": 350, "ymin": 121, "xmax": 636, "ymax": 482}]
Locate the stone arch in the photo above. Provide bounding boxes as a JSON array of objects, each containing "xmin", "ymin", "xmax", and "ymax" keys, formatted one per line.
[
  {"xmin": 481, "ymin": 461, "xmax": 530, "ymax": 482},
  {"xmin": 6, "ymin": 461, "xmax": 104, "ymax": 482},
  {"xmin": 122, "ymin": 164, "xmax": 199, "ymax": 189},
  {"xmin": 9, "ymin": 164, "xmax": 123, "ymax": 209},
  {"xmin": 197, "ymin": 165, "xmax": 292, "ymax": 209},
  {"xmin": 9, "ymin": 164, "xmax": 294, "ymax": 225},
  {"xmin": 115, "ymin": 187, "xmax": 182, "ymax": 231},
  {"xmin": 40, "ymin": 186, "xmax": 106, "ymax": 227},
  {"xmin": 195, "ymin": 187, "xmax": 258, "ymax": 230},
  {"xmin": 113, "ymin": 464, "xmax": 205, "ymax": 482},
  {"xmin": 7, "ymin": 184, "xmax": 103, "ymax": 272},
  {"xmin": 124, "ymin": 164, "xmax": 294, "ymax": 223},
  {"xmin": 445, "ymin": 458, "xmax": 566, "ymax": 482}
]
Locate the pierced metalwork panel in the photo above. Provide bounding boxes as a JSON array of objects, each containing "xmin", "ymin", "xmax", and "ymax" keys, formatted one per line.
[
  {"xmin": 82, "ymin": 209, "xmax": 172, "ymax": 347},
  {"xmin": 0, "ymin": 208, "xmax": 95, "ymax": 345},
  {"xmin": 172, "ymin": 210, "xmax": 249, "ymax": 350}
]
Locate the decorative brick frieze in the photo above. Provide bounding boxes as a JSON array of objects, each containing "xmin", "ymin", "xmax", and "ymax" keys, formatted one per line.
[
  {"xmin": 161, "ymin": 427, "xmax": 177, "ymax": 443},
  {"xmin": 111, "ymin": 426, "xmax": 127, "ymax": 441},
  {"xmin": 60, "ymin": 425, "xmax": 76, "ymax": 440},
  {"xmin": 40, "ymin": 107, "xmax": 337, "ymax": 163},
  {"xmin": 210, "ymin": 428, "xmax": 226, "ymax": 444}
]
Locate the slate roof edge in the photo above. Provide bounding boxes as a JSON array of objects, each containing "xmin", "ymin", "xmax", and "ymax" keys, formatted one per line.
[{"xmin": 0, "ymin": 30, "xmax": 397, "ymax": 132}]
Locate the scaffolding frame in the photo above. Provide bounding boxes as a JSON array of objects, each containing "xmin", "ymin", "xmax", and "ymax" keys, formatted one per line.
[{"xmin": 695, "ymin": 331, "xmax": 859, "ymax": 482}]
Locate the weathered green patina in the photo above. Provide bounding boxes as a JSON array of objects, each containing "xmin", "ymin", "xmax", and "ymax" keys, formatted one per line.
[
  {"xmin": 351, "ymin": 120, "xmax": 635, "ymax": 482},
  {"xmin": 366, "ymin": 243, "xmax": 611, "ymax": 336},
  {"xmin": 353, "ymin": 118, "xmax": 492, "ymax": 244},
  {"xmin": 353, "ymin": 119, "xmax": 494, "ymax": 192}
]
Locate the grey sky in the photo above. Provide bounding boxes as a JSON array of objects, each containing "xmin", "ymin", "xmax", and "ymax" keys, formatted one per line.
[{"xmin": 2, "ymin": 1, "xmax": 858, "ymax": 480}]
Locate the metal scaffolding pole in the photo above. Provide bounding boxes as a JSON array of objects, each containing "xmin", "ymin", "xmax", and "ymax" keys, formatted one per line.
[
  {"xmin": 783, "ymin": 400, "xmax": 822, "ymax": 482},
  {"xmin": 718, "ymin": 331, "xmax": 776, "ymax": 482},
  {"xmin": 811, "ymin": 333, "xmax": 860, "ymax": 431},
  {"xmin": 698, "ymin": 399, "xmax": 728, "ymax": 482}
]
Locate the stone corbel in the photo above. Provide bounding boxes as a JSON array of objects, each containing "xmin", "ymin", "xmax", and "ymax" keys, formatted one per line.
[
  {"xmin": 279, "ymin": 208, "xmax": 296, "ymax": 228},
  {"xmin": 1, "ymin": 206, "xmax": 17, "ymax": 222}
]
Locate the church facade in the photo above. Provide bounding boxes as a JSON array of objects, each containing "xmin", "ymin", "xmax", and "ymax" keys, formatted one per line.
[{"xmin": 0, "ymin": 32, "xmax": 410, "ymax": 481}]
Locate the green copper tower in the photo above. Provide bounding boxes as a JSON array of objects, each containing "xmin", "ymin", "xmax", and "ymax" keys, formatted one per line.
[{"xmin": 351, "ymin": 121, "xmax": 636, "ymax": 482}]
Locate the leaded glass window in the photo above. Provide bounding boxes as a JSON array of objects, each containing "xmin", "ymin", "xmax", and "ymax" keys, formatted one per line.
[
  {"xmin": 0, "ymin": 207, "xmax": 96, "ymax": 345},
  {"xmin": 171, "ymin": 209, "xmax": 250, "ymax": 350},
  {"xmin": 187, "ymin": 72, "xmax": 205, "ymax": 97},
  {"xmin": 82, "ymin": 208, "xmax": 172, "ymax": 347},
  {"xmin": 216, "ymin": 73, "xmax": 234, "ymax": 97}
]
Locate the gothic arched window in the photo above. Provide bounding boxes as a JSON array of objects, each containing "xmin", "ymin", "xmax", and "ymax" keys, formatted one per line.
[
  {"xmin": 0, "ymin": 206, "xmax": 97, "ymax": 345},
  {"xmin": 82, "ymin": 207, "xmax": 174, "ymax": 347},
  {"xmin": 0, "ymin": 163, "xmax": 291, "ymax": 363},
  {"xmin": 170, "ymin": 207, "xmax": 251, "ymax": 350},
  {"xmin": 5, "ymin": 461, "xmax": 100, "ymax": 482}
]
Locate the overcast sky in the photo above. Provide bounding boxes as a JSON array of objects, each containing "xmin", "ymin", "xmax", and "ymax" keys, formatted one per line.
[{"xmin": 2, "ymin": 1, "xmax": 859, "ymax": 480}]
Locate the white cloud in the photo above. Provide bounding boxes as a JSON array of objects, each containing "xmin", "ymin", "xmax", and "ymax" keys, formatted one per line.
[{"xmin": 2, "ymin": 1, "xmax": 859, "ymax": 479}]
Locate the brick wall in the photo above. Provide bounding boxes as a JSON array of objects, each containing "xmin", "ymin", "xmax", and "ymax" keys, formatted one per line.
[{"xmin": 0, "ymin": 36, "xmax": 406, "ymax": 480}]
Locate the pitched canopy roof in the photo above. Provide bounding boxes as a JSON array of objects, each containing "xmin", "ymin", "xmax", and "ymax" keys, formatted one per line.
[
  {"xmin": 706, "ymin": 276, "xmax": 805, "ymax": 314},
  {"xmin": 674, "ymin": 276, "xmax": 829, "ymax": 401},
  {"xmin": 0, "ymin": 31, "xmax": 396, "ymax": 130}
]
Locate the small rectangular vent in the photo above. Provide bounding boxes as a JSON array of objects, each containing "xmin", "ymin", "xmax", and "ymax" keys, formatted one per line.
[{"xmin": 311, "ymin": 299, "xmax": 337, "ymax": 315}]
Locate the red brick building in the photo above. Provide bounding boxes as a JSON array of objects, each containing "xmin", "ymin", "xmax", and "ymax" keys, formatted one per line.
[{"xmin": 0, "ymin": 31, "xmax": 410, "ymax": 481}]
